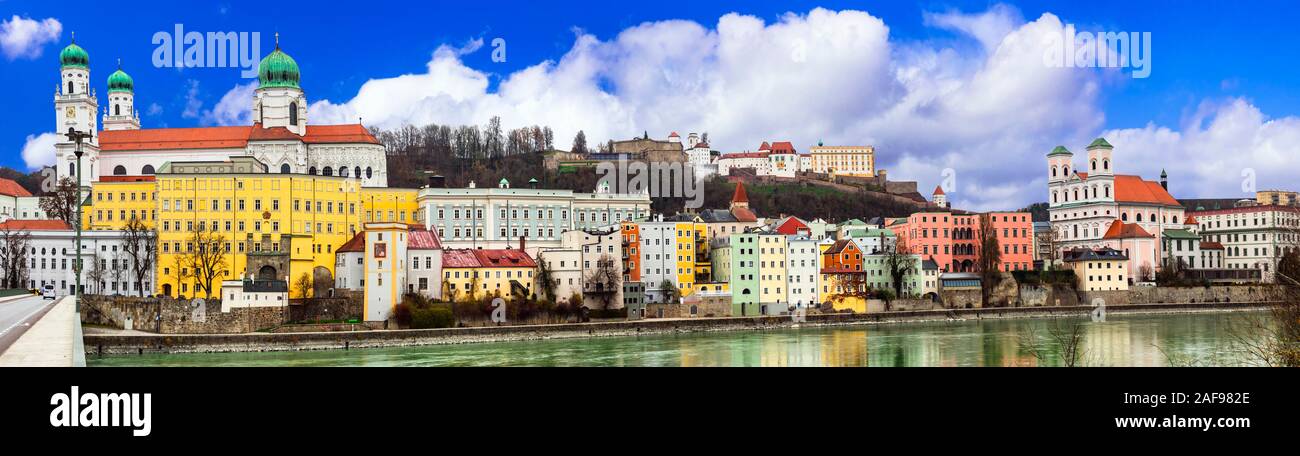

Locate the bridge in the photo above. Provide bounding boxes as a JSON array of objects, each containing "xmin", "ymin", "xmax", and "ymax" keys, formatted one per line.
[{"xmin": 0, "ymin": 293, "xmax": 85, "ymax": 367}]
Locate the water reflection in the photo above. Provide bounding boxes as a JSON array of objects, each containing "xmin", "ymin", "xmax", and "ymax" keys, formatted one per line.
[{"xmin": 89, "ymin": 311, "xmax": 1266, "ymax": 367}]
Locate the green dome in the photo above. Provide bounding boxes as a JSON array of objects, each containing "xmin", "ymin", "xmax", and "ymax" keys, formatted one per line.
[
  {"xmin": 1087, "ymin": 137, "xmax": 1113, "ymax": 149},
  {"xmin": 1047, "ymin": 145, "xmax": 1073, "ymax": 157},
  {"xmin": 107, "ymin": 68, "xmax": 133, "ymax": 93},
  {"xmin": 60, "ymin": 42, "xmax": 89, "ymax": 69},
  {"xmin": 257, "ymin": 46, "xmax": 300, "ymax": 89}
]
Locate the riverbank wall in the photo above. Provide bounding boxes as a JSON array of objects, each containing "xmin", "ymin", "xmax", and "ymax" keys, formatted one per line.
[{"xmin": 83, "ymin": 301, "xmax": 1276, "ymax": 355}]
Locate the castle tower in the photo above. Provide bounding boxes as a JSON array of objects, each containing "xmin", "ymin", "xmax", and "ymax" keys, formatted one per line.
[
  {"xmin": 252, "ymin": 34, "xmax": 308, "ymax": 135},
  {"xmin": 730, "ymin": 181, "xmax": 749, "ymax": 210},
  {"xmin": 932, "ymin": 185, "xmax": 948, "ymax": 209},
  {"xmin": 54, "ymin": 33, "xmax": 101, "ymax": 187},
  {"xmin": 102, "ymin": 59, "xmax": 141, "ymax": 131},
  {"xmin": 1046, "ymin": 145, "xmax": 1073, "ymax": 207}
]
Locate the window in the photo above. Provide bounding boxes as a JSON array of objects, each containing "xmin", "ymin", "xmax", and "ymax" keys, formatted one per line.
[
  {"xmin": 289, "ymin": 101, "xmax": 299, "ymax": 125},
  {"xmin": 281, "ymin": 163, "xmax": 291, "ymax": 174}
]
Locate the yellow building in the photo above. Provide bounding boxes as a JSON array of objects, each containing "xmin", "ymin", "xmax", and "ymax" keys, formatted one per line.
[
  {"xmin": 361, "ymin": 187, "xmax": 420, "ymax": 225},
  {"xmin": 807, "ymin": 145, "xmax": 875, "ymax": 177},
  {"xmin": 758, "ymin": 233, "xmax": 787, "ymax": 309},
  {"xmin": 85, "ymin": 176, "xmax": 159, "ymax": 230},
  {"xmin": 1256, "ymin": 190, "xmax": 1299, "ymax": 207},
  {"xmin": 440, "ymin": 248, "xmax": 537, "ymax": 302},
  {"xmin": 1064, "ymin": 248, "xmax": 1130, "ymax": 292}
]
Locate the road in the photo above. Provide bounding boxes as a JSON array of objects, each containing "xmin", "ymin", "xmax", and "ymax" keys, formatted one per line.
[{"xmin": 0, "ymin": 294, "xmax": 59, "ymax": 356}]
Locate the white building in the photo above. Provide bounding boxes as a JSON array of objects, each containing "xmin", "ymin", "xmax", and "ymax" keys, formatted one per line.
[
  {"xmin": 0, "ymin": 179, "xmax": 43, "ymax": 222},
  {"xmin": 562, "ymin": 227, "xmax": 624, "ymax": 309},
  {"xmin": 1190, "ymin": 204, "xmax": 1300, "ymax": 283},
  {"xmin": 419, "ymin": 179, "xmax": 650, "ymax": 256},
  {"xmin": 637, "ymin": 219, "xmax": 680, "ymax": 303},
  {"xmin": 336, "ymin": 226, "xmax": 443, "ymax": 300},
  {"xmin": 362, "ymin": 223, "xmax": 409, "ymax": 322},
  {"xmin": 807, "ymin": 144, "xmax": 875, "ymax": 177},
  {"xmin": 0, "ymin": 220, "xmax": 155, "ymax": 296},
  {"xmin": 1046, "ymin": 138, "xmax": 1185, "ymax": 280},
  {"xmin": 785, "ymin": 235, "xmax": 820, "ymax": 309},
  {"xmin": 685, "ymin": 138, "xmax": 716, "ymax": 178},
  {"xmin": 220, "ymin": 279, "xmax": 289, "ymax": 313},
  {"xmin": 538, "ymin": 247, "xmax": 582, "ymax": 304},
  {"xmin": 51, "ymin": 37, "xmax": 390, "ymax": 190}
]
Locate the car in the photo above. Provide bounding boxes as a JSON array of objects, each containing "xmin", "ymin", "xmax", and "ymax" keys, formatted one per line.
[{"xmin": 41, "ymin": 285, "xmax": 57, "ymax": 300}]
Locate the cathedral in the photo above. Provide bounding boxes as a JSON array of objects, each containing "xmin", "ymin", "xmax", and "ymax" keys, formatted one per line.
[
  {"xmin": 1046, "ymin": 138, "xmax": 1186, "ymax": 281},
  {"xmin": 52, "ymin": 35, "xmax": 388, "ymax": 188}
]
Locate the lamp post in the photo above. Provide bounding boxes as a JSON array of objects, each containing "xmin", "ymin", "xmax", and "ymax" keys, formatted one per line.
[{"xmin": 66, "ymin": 127, "xmax": 92, "ymax": 311}]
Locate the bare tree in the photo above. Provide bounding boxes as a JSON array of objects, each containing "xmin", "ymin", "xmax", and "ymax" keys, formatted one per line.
[
  {"xmin": 184, "ymin": 229, "xmax": 228, "ymax": 299},
  {"xmin": 657, "ymin": 279, "xmax": 679, "ymax": 304},
  {"xmin": 1036, "ymin": 228, "xmax": 1061, "ymax": 268},
  {"xmin": 828, "ymin": 271, "xmax": 871, "ymax": 311},
  {"xmin": 0, "ymin": 226, "xmax": 32, "ymax": 289},
  {"xmin": 86, "ymin": 253, "xmax": 105, "ymax": 295},
  {"xmin": 1017, "ymin": 313, "xmax": 1091, "ymax": 367},
  {"xmin": 583, "ymin": 253, "xmax": 621, "ymax": 310},
  {"xmin": 121, "ymin": 217, "xmax": 157, "ymax": 297},
  {"xmin": 293, "ymin": 272, "xmax": 313, "ymax": 299},
  {"xmin": 39, "ymin": 176, "xmax": 80, "ymax": 228},
  {"xmin": 110, "ymin": 249, "xmax": 126, "ymax": 295},
  {"xmin": 976, "ymin": 213, "xmax": 1004, "ymax": 306},
  {"xmin": 883, "ymin": 239, "xmax": 915, "ymax": 301}
]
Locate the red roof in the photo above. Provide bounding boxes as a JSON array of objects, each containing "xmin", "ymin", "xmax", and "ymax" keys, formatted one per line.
[
  {"xmin": 774, "ymin": 217, "xmax": 810, "ymax": 235},
  {"xmin": 441, "ymin": 249, "xmax": 481, "ymax": 268},
  {"xmin": 408, "ymin": 229, "xmax": 442, "ymax": 250},
  {"xmin": 0, "ymin": 220, "xmax": 70, "ymax": 231},
  {"xmin": 1200, "ymin": 241, "xmax": 1225, "ymax": 250},
  {"xmin": 758, "ymin": 142, "xmax": 771, "ymax": 151},
  {"xmin": 1113, "ymin": 175, "xmax": 1180, "ymax": 206},
  {"xmin": 472, "ymin": 249, "xmax": 536, "ymax": 268},
  {"xmin": 0, "ymin": 178, "xmax": 32, "ymax": 197},
  {"xmin": 719, "ymin": 151, "xmax": 770, "ymax": 160},
  {"xmin": 668, "ymin": 132, "xmax": 680, "ymax": 137},
  {"xmin": 1184, "ymin": 215, "xmax": 1199, "ymax": 225},
  {"xmin": 768, "ymin": 141, "xmax": 796, "ymax": 154},
  {"xmin": 1102, "ymin": 220, "xmax": 1154, "ymax": 239},
  {"xmin": 732, "ymin": 182, "xmax": 749, "ymax": 204},
  {"xmin": 824, "ymin": 239, "xmax": 858, "ymax": 255},
  {"xmin": 98, "ymin": 175, "xmax": 156, "ymax": 182},
  {"xmin": 694, "ymin": 141, "xmax": 710, "ymax": 148},
  {"xmin": 932, "ymin": 185, "xmax": 945, "ymax": 196},
  {"xmin": 336, "ymin": 232, "xmax": 365, "ymax": 253},
  {"xmin": 100, "ymin": 124, "xmax": 380, "ymax": 151},
  {"xmin": 731, "ymin": 207, "xmax": 758, "ymax": 223}
]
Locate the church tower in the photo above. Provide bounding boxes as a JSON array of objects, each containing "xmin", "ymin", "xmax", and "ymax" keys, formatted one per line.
[
  {"xmin": 932, "ymin": 185, "xmax": 948, "ymax": 209},
  {"xmin": 102, "ymin": 60, "xmax": 140, "ymax": 131},
  {"xmin": 1086, "ymin": 137, "xmax": 1114, "ymax": 177},
  {"xmin": 1046, "ymin": 145, "xmax": 1072, "ymax": 208},
  {"xmin": 54, "ymin": 33, "xmax": 101, "ymax": 188},
  {"xmin": 252, "ymin": 34, "xmax": 308, "ymax": 136}
]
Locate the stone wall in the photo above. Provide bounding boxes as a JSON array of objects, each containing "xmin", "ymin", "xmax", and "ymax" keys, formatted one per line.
[
  {"xmin": 1129, "ymin": 285, "xmax": 1283, "ymax": 304},
  {"xmin": 288, "ymin": 297, "xmax": 363, "ymax": 323},
  {"xmin": 940, "ymin": 289, "xmax": 983, "ymax": 309},
  {"xmin": 81, "ymin": 295, "xmax": 288, "ymax": 334},
  {"xmin": 647, "ymin": 298, "xmax": 731, "ymax": 318},
  {"xmin": 1017, "ymin": 284, "xmax": 1082, "ymax": 307},
  {"xmin": 1079, "ymin": 290, "xmax": 1131, "ymax": 306}
]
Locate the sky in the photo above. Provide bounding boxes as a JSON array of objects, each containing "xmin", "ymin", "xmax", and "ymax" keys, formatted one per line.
[{"xmin": 2, "ymin": 0, "xmax": 1299, "ymax": 211}]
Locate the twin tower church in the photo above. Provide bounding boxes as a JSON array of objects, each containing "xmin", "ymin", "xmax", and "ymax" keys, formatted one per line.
[{"xmin": 51, "ymin": 34, "xmax": 389, "ymax": 189}]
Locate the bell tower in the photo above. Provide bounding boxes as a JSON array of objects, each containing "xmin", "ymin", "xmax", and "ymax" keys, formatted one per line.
[
  {"xmin": 252, "ymin": 34, "xmax": 308, "ymax": 136},
  {"xmin": 102, "ymin": 59, "xmax": 141, "ymax": 131},
  {"xmin": 54, "ymin": 33, "xmax": 101, "ymax": 187}
]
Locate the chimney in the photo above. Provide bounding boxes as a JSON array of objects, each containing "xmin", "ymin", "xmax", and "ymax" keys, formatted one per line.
[
  {"xmin": 429, "ymin": 174, "xmax": 446, "ymax": 188},
  {"xmin": 519, "ymin": 235, "xmax": 526, "ymax": 251}
]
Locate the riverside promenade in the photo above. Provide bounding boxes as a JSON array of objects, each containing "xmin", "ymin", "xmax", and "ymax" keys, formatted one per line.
[{"xmin": 0, "ymin": 296, "xmax": 85, "ymax": 367}]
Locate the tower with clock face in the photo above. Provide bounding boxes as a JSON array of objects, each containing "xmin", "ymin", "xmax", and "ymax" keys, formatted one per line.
[{"xmin": 53, "ymin": 35, "xmax": 101, "ymax": 188}]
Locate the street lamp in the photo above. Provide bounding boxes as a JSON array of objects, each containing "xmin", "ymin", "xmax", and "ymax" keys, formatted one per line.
[{"xmin": 65, "ymin": 127, "xmax": 92, "ymax": 311}]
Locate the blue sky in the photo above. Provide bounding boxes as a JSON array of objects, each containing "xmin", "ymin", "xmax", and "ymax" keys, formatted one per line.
[{"xmin": 3, "ymin": 0, "xmax": 1299, "ymax": 209}]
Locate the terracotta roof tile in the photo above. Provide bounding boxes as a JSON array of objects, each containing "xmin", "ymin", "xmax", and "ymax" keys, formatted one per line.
[
  {"xmin": 409, "ymin": 229, "xmax": 442, "ymax": 250},
  {"xmin": 1102, "ymin": 220, "xmax": 1154, "ymax": 239},
  {"xmin": 731, "ymin": 207, "xmax": 758, "ymax": 223},
  {"xmin": 98, "ymin": 175, "xmax": 156, "ymax": 182},
  {"xmin": 0, "ymin": 220, "xmax": 70, "ymax": 231},
  {"xmin": 472, "ymin": 249, "xmax": 536, "ymax": 268},
  {"xmin": 336, "ymin": 232, "xmax": 365, "ymax": 253},
  {"xmin": 1113, "ymin": 175, "xmax": 1180, "ymax": 206},
  {"xmin": 0, "ymin": 178, "xmax": 32, "ymax": 197},
  {"xmin": 774, "ymin": 217, "xmax": 809, "ymax": 235},
  {"xmin": 442, "ymin": 249, "xmax": 481, "ymax": 268},
  {"xmin": 99, "ymin": 124, "xmax": 380, "ymax": 152}
]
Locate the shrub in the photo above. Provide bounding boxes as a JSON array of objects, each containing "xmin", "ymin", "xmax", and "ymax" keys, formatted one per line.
[
  {"xmin": 411, "ymin": 307, "xmax": 455, "ymax": 329},
  {"xmin": 392, "ymin": 302, "xmax": 413, "ymax": 327}
]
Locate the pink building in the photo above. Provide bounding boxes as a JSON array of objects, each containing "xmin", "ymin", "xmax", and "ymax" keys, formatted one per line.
[{"xmin": 888, "ymin": 211, "xmax": 1034, "ymax": 273}]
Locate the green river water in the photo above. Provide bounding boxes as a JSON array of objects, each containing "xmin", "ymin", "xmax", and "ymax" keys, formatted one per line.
[{"xmin": 88, "ymin": 311, "xmax": 1270, "ymax": 367}]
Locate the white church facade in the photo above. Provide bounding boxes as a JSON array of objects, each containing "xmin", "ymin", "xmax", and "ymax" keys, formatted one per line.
[{"xmin": 51, "ymin": 35, "xmax": 388, "ymax": 189}]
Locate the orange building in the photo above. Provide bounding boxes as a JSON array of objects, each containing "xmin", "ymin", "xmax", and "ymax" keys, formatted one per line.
[{"xmin": 620, "ymin": 221, "xmax": 641, "ymax": 282}]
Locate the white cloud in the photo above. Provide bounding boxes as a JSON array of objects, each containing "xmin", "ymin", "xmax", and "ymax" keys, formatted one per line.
[
  {"xmin": 20, "ymin": 132, "xmax": 60, "ymax": 170},
  {"xmin": 1102, "ymin": 98, "xmax": 1300, "ymax": 200},
  {"xmin": 304, "ymin": 5, "xmax": 1297, "ymax": 211},
  {"xmin": 0, "ymin": 15, "xmax": 61, "ymax": 60},
  {"xmin": 201, "ymin": 82, "xmax": 256, "ymax": 126},
  {"xmin": 181, "ymin": 79, "xmax": 203, "ymax": 119},
  {"xmin": 145, "ymin": 103, "xmax": 163, "ymax": 116}
]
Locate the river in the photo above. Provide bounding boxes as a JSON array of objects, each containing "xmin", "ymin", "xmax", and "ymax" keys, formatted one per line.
[{"xmin": 87, "ymin": 310, "xmax": 1270, "ymax": 367}]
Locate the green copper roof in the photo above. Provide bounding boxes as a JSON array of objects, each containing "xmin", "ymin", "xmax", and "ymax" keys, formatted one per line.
[
  {"xmin": 1162, "ymin": 229, "xmax": 1200, "ymax": 240},
  {"xmin": 1047, "ymin": 145, "xmax": 1072, "ymax": 156},
  {"xmin": 257, "ymin": 43, "xmax": 300, "ymax": 89},
  {"xmin": 107, "ymin": 67, "xmax": 133, "ymax": 93},
  {"xmin": 1087, "ymin": 137, "xmax": 1113, "ymax": 149},
  {"xmin": 60, "ymin": 42, "xmax": 89, "ymax": 69}
]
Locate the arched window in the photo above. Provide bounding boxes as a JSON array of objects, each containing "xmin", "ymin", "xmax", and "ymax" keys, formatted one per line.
[
  {"xmin": 69, "ymin": 163, "xmax": 76, "ymax": 177},
  {"xmin": 322, "ymin": 166, "xmax": 333, "ymax": 176},
  {"xmin": 1136, "ymin": 213, "xmax": 1144, "ymax": 222},
  {"xmin": 365, "ymin": 167, "xmax": 373, "ymax": 179},
  {"xmin": 339, "ymin": 167, "xmax": 348, "ymax": 177},
  {"xmin": 280, "ymin": 163, "xmax": 291, "ymax": 174},
  {"xmin": 1173, "ymin": 216, "xmax": 1179, "ymax": 224},
  {"xmin": 1051, "ymin": 166, "xmax": 1057, "ymax": 177},
  {"xmin": 114, "ymin": 104, "xmax": 120, "ymax": 116},
  {"xmin": 1073, "ymin": 189, "xmax": 1079, "ymax": 201},
  {"xmin": 308, "ymin": 167, "xmax": 317, "ymax": 175},
  {"xmin": 1104, "ymin": 186, "xmax": 1110, "ymax": 198},
  {"xmin": 68, "ymin": 81, "xmax": 74, "ymax": 94},
  {"xmin": 1064, "ymin": 166, "xmax": 1070, "ymax": 175},
  {"xmin": 289, "ymin": 102, "xmax": 298, "ymax": 126},
  {"xmin": 141, "ymin": 164, "xmax": 155, "ymax": 175},
  {"xmin": 1103, "ymin": 159, "xmax": 1109, "ymax": 170},
  {"xmin": 1091, "ymin": 159, "xmax": 1097, "ymax": 171},
  {"xmin": 113, "ymin": 165, "xmax": 127, "ymax": 175},
  {"xmin": 1052, "ymin": 191, "xmax": 1058, "ymax": 203},
  {"xmin": 354, "ymin": 166, "xmax": 361, "ymax": 178},
  {"xmin": 1121, "ymin": 213, "xmax": 1129, "ymax": 221}
]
